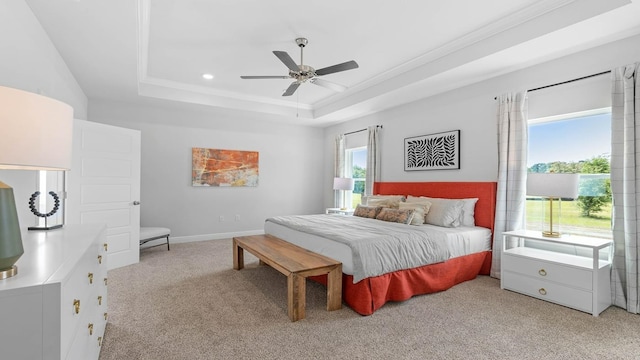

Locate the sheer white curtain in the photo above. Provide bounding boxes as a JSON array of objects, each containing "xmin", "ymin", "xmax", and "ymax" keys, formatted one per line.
[
  {"xmin": 365, "ymin": 126, "xmax": 380, "ymax": 196},
  {"xmin": 334, "ymin": 134, "xmax": 346, "ymax": 208},
  {"xmin": 491, "ymin": 92, "xmax": 528, "ymax": 278},
  {"xmin": 610, "ymin": 62, "xmax": 640, "ymax": 313}
]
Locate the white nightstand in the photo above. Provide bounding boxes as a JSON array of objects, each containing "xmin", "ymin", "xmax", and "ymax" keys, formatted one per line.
[
  {"xmin": 500, "ymin": 230, "xmax": 612, "ymax": 316},
  {"xmin": 325, "ymin": 208, "xmax": 355, "ymax": 216}
]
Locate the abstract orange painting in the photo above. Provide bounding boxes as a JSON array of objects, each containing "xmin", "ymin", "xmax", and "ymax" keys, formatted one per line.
[{"xmin": 192, "ymin": 148, "xmax": 259, "ymax": 187}]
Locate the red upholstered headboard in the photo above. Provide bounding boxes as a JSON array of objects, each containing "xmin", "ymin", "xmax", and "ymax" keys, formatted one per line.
[{"xmin": 373, "ymin": 182, "xmax": 497, "ymax": 235}]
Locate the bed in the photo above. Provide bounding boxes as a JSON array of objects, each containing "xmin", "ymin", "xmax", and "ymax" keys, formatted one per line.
[{"xmin": 265, "ymin": 181, "xmax": 497, "ymax": 315}]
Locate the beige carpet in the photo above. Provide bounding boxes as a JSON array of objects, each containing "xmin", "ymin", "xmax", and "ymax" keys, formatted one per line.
[{"xmin": 99, "ymin": 239, "xmax": 640, "ymax": 360}]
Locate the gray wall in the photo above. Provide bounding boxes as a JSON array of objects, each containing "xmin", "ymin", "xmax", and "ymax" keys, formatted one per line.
[{"xmin": 89, "ymin": 100, "xmax": 325, "ymax": 241}]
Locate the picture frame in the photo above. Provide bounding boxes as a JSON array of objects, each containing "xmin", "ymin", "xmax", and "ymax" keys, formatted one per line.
[
  {"xmin": 192, "ymin": 147, "xmax": 259, "ymax": 187},
  {"xmin": 404, "ymin": 130, "xmax": 460, "ymax": 171}
]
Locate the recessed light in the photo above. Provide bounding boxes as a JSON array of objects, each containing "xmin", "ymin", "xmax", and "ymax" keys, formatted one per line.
[{"xmin": 202, "ymin": 73, "xmax": 214, "ymax": 80}]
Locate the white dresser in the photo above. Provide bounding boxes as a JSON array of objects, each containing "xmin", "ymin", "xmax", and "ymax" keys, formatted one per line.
[
  {"xmin": 0, "ymin": 224, "xmax": 108, "ymax": 360},
  {"xmin": 501, "ymin": 230, "xmax": 612, "ymax": 316}
]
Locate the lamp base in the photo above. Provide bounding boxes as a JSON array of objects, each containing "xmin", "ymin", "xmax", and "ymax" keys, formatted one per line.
[
  {"xmin": 542, "ymin": 231, "xmax": 561, "ymax": 238},
  {"xmin": 0, "ymin": 265, "xmax": 17, "ymax": 280},
  {"xmin": 28, "ymin": 224, "xmax": 63, "ymax": 231}
]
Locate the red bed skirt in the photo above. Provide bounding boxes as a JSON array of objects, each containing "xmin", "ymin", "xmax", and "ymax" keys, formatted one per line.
[{"xmin": 310, "ymin": 250, "xmax": 491, "ymax": 315}]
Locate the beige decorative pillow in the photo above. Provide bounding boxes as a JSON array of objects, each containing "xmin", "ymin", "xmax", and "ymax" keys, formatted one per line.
[
  {"xmin": 399, "ymin": 202, "xmax": 431, "ymax": 225},
  {"xmin": 375, "ymin": 208, "xmax": 414, "ymax": 225},
  {"xmin": 363, "ymin": 195, "xmax": 406, "ymax": 209},
  {"xmin": 353, "ymin": 204, "xmax": 383, "ymax": 219}
]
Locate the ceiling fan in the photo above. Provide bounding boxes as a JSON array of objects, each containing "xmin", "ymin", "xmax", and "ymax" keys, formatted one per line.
[{"xmin": 240, "ymin": 37, "xmax": 359, "ymax": 96}]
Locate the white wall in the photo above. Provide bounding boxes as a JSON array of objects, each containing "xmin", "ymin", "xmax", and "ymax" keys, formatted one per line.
[
  {"xmin": 88, "ymin": 100, "xmax": 325, "ymax": 241},
  {"xmin": 0, "ymin": 0, "xmax": 88, "ymax": 228},
  {"xmin": 0, "ymin": 0, "xmax": 87, "ymax": 118},
  {"xmin": 322, "ymin": 34, "xmax": 640, "ymax": 208}
]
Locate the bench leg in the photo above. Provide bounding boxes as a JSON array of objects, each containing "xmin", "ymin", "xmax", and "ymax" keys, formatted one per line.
[
  {"xmin": 326, "ymin": 265, "xmax": 342, "ymax": 311},
  {"xmin": 233, "ymin": 239, "xmax": 244, "ymax": 270},
  {"xmin": 287, "ymin": 273, "xmax": 305, "ymax": 321}
]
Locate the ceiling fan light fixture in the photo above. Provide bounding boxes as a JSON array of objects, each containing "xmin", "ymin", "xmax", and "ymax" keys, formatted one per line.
[
  {"xmin": 202, "ymin": 73, "xmax": 214, "ymax": 80},
  {"xmin": 240, "ymin": 37, "xmax": 358, "ymax": 97}
]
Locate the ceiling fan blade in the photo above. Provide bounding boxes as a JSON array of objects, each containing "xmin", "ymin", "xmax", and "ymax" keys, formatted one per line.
[
  {"xmin": 310, "ymin": 78, "xmax": 347, "ymax": 92},
  {"xmin": 240, "ymin": 76, "xmax": 290, "ymax": 79},
  {"xmin": 273, "ymin": 51, "xmax": 300, "ymax": 72},
  {"xmin": 282, "ymin": 82, "xmax": 300, "ymax": 96},
  {"xmin": 315, "ymin": 60, "xmax": 359, "ymax": 76}
]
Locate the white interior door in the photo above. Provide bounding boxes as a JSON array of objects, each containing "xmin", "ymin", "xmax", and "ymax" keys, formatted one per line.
[{"xmin": 67, "ymin": 119, "xmax": 141, "ymax": 270}]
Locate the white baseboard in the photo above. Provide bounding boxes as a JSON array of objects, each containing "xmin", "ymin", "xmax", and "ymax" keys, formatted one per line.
[{"xmin": 169, "ymin": 229, "xmax": 264, "ymax": 244}]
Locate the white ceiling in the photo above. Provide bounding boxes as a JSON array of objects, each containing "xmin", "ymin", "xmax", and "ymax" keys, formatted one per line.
[{"xmin": 25, "ymin": 0, "xmax": 640, "ymax": 126}]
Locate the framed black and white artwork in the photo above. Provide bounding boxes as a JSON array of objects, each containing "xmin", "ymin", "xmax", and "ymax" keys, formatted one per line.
[{"xmin": 404, "ymin": 130, "xmax": 460, "ymax": 171}]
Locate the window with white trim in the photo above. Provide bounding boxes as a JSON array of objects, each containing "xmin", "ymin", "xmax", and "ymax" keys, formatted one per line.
[{"xmin": 527, "ymin": 108, "xmax": 612, "ymax": 238}]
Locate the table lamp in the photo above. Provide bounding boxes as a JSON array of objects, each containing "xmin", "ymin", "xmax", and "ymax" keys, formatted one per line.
[
  {"xmin": 333, "ymin": 177, "xmax": 354, "ymax": 210},
  {"xmin": 0, "ymin": 86, "xmax": 73, "ymax": 279},
  {"xmin": 526, "ymin": 173, "xmax": 579, "ymax": 237}
]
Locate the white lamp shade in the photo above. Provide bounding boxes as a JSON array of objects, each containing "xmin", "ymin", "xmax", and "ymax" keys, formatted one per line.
[
  {"xmin": 333, "ymin": 177, "xmax": 354, "ymax": 191},
  {"xmin": 527, "ymin": 173, "xmax": 580, "ymax": 198},
  {"xmin": 0, "ymin": 86, "xmax": 73, "ymax": 170}
]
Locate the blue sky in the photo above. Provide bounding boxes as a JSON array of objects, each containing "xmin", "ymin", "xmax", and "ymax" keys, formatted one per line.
[
  {"xmin": 353, "ymin": 149, "xmax": 367, "ymax": 168},
  {"xmin": 528, "ymin": 113, "xmax": 610, "ymax": 167}
]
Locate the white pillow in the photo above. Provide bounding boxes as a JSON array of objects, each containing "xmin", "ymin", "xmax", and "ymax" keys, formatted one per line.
[
  {"xmin": 408, "ymin": 196, "xmax": 478, "ymax": 227},
  {"xmin": 459, "ymin": 198, "xmax": 479, "ymax": 226},
  {"xmin": 408, "ymin": 196, "xmax": 463, "ymax": 227}
]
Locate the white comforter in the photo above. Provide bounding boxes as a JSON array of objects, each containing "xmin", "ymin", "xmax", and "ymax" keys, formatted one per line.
[{"xmin": 266, "ymin": 215, "xmax": 450, "ymax": 283}]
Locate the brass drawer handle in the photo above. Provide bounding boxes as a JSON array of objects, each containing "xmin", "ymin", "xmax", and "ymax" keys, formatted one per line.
[
  {"xmin": 103, "ymin": 243, "xmax": 108, "ymax": 251},
  {"xmin": 539, "ymin": 288, "xmax": 547, "ymax": 296},
  {"xmin": 98, "ymin": 255, "xmax": 102, "ymax": 264},
  {"xmin": 98, "ymin": 295, "xmax": 103, "ymax": 305},
  {"xmin": 104, "ymin": 312, "xmax": 108, "ymax": 321},
  {"xmin": 88, "ymin": 323, "xmax": 94, "ymax": 335},
  {"xmin": 538, "ymin": 269, "xmax": 547, "ymax": 276},
  {"xmin": 73, "ymin": 299, "xmax": 80, "ymax": 314},
  {"xmin": 88, "ymin": 272, "xmax": 94, "ymax": 284},
  {"xmin": 104, "ymin": 277, "xmax": 108, "ymax": 286},
  {"xmin": 98, "ymin": 336, "xmax": 103, "ymax": 347}
]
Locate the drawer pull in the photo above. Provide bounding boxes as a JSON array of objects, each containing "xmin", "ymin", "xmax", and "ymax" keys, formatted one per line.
[
  {"xmin": 104, "ymin": 312, "xmax": 108, "ymax": 321},
  {"xmin": 98, "ymin": 336, "xmax": 103, "ymax": 347},
  {"xmin": 98, "ymin": 295, "xmax": 103, "ymax": 305},
  {"xmin": 538, "ymin": 288, "xmax": 547, "ymax": 296},
  {"xmin": 98, "ymin": 255, "xmax": 102, "ymax": 264},
  {"xmin": 103, "ymin": 243, "xmax": 108, "ymax": 251},
  {"xmin": 538, "ymin": 269, "xmax": 547, "ymax": 276},
  {"xmin": 73, "ymin": 299, "xmax": 80, "ymax": 314},
  {"xmin": 88, "ymin": 323, "xmax": 94, "ymax": 335},
  {"xmin": 88, "ymin": 272, "xmax": 94, "ymax": 284},
  {"xmin": 104, "ymin": 277, "xmax": 108, "ymax": 286}
]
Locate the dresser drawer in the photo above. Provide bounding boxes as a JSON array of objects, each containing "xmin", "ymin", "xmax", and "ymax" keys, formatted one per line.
[
  {"xmin": 503, "ymin": 271, "xmax": 592, "ymax": 313},
  {"xmin": 60, "ymin": 242, "xmax": 101, "ymax": 356},
  {"xmin": 502, "ymin": 253, "xmax": 592, "ymax": 290}
]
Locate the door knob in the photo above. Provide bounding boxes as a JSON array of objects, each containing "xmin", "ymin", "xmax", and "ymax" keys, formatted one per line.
[{"xmin": 133, "ymin": 201, "xmax": 140, "ymax": 205}]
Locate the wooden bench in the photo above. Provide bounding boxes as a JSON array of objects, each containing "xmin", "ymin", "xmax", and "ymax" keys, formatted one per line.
[{"xmin": 233, "ymin": 234, "xmax": 342, "ymax": 322}]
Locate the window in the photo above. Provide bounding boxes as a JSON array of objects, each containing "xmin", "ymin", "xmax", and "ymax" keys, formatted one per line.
[
  {"xmin": 527, "ymin": 108, "xmax": 612, "ymax": 238},
  {"xmin": 345, "ymin": 147, "xmax": 366, "ymax": 208}
]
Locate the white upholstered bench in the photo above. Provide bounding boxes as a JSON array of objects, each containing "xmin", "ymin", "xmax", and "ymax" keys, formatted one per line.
[{"xmin": 140, "ymin": 227, "xmax": 170, "ymax": 250}]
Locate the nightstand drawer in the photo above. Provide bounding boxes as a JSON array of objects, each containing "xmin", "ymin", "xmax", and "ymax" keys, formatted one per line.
[
  {"xmin": 503, "ymin": 271, "xmax": 592, "ymax": 313},
  {"xmin": 502, "ymin": 253, "xmax": 592, "ymax": 290}
]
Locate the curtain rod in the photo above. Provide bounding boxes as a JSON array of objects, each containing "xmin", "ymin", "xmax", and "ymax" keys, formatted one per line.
[
  {"xmin": 344, "ymin": 125, "xmax": 383, "ymax": 136},
  {"xmin": 494, "ymin": 70, "xmax": 611, "ymax": 100}
]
